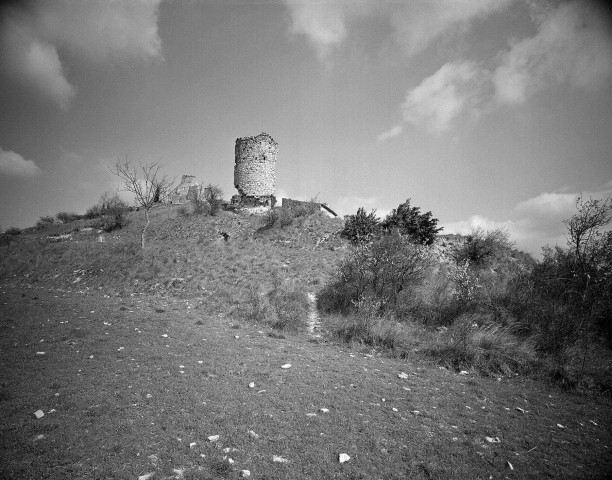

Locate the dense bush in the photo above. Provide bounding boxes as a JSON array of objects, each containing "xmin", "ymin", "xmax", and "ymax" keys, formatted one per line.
[
  {"xmin": 452, "ymin": 227, "xmax": 514, "ymax": 268},
  {"xmin": 341, "ymin": 208, "xmax": 381, "ymax": 244},
  {"xmin": 85, "ymin": 193, "xmax": 129, "ymax": 219},
  {"xmin": 4, "ymin": 227, "xmax": 21, "ymax": 235},
  {"xmin": 193, "ymin": 184, "xmax": 224, "ymax": 216},
  {"xmin": 381, "ymin": 198, "xmax": 442, "ymax": 246},
  {"xmin": 319, "ymin": 233, "xmax": 434, "ymax": 314},
  {"xmin": 35, "ymin": 216, "xmax": 56, "ymax": 229},
  {"xmin": 55, "ymin": 212, "xmax": 82, "ymax": 224}
]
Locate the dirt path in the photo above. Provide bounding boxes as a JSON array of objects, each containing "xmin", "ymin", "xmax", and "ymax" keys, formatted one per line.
[{"xmin": 1, "ymin": 285, "xmax": 611, "ymax": 479}]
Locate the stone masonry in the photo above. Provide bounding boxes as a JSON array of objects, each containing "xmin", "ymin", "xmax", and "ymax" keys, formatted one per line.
[
  {"xmin": 169, "ymin": 175, "xmax": 198, "ymax": 204},
  {"xmin": 232, "ymin": 132, "xmax": 277, "ymax": 210}
]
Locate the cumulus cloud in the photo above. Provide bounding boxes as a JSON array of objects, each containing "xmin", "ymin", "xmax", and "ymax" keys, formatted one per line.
[
  {"xmin": 0, "ymin": 147, "xmax": 42, "ymax": 177},
  {"xmin": 390, "ymin": 0, "xmax": 513, "ymax": 56},
  {"xmin": 391, "ymin": 2, "xmax": 612, "ymax": 133},
  {"xmin": 282, "ymin": 0, "xmax": 376, "ymax": 61},
  {"xmin": 0, "ymin": 0, "xmax": 162, "ymax": 108},
  {"xmin": 442, "ymin": 184, "xmax": 612, "ymax": 257},
  {"xmin": 376, "ymin": 124, "xmax": 403, "ymax": 142},
  {"xmin": 334, "ymin": 195, "xmax": 390, "ymax": 219},
  {"xmin": 401, "ymin": 61, "xmax": 490, "ymax": 133},
  {"xmin": 493, "ymin": 1, "xmax": 612, "ymax": 104}
]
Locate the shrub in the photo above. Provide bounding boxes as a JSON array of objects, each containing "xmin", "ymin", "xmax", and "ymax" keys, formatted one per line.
[
  {"xmin": 318, "ymin": 233, "xmax": 434, "ymax": 314},
  {"xmin": 341, "ymin": 207, "xmax": 381, "ymax": 244},
  {"xmin": 35, "ymin": 216, "xmax": 56, "ymax": 229},
  {"xmin": 381, "ymin": 198, "xmax": 442, "ymax": 245},
  {"xmin": 261, "ymin": 209, "xmax": 279, "ymax": 230},
  {"xmin": 95, "ymin": 213, "xmax": 126, "ymax": 232},
  {"xmin": 452, "ymin": 227, "xmax": 514, "ymax": 269},
  {"xmin": 426, "ymin": 314, "xmax": 538, "ymax": 376},
  {"xmin": 176, "ymin": 205, "xmax": 190, "ymax": 217},
  {"xmin": 56, "ymin": 212, "xmax": 81, "ymax": 223},
  {"xmin": 203, "ymin": 184, "xmax": 224, "ymax": 216},
  {"xmin": 4, "ymin": 227, "xmax": 21, "ymax": 235}
]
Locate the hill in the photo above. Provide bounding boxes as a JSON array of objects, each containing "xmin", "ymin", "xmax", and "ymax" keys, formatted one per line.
[{"xmin": 1, "ymin": 204, "xmax": 611, "ymax": 479}]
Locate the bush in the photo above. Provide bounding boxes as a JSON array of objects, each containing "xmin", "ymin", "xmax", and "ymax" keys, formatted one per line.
[
  {"xmin": 381, "ymin": 198, "xmax": 442, "ymax": 245},
  {"xmin": 56, "ymin": 212, "xmax": 82, "ymax": 223},
  {"xmin": 4, "ymin": 227, "xmax": 21, "ymax": 235},
  {"xmin": 319, "ymin": 233, "xmax": 434, "ymax": 315},
  {"xmin": 425, "ymin": 315, "xmax": 538, "ymax": 376},
  {"xmin": 95, "ymin": 213, "xmax": 127, "ymax": 232},
  {"xmin": 35, "ymin": 216, "xmax": 56, "ymax": 229},
  {"xmin": 452, "ymin": 227, "xmax": 514, "ymax": 269},
  {"xmin": 341, "ymin": 207, "xmax": 381, "ymax": 244}
]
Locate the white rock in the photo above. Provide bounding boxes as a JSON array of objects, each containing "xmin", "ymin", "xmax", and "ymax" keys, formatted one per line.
[
  {"xmin": 398, "ymin": 372, "xmax": 409, "ymax": 379},
  {"xmin": 240, "ymin": 470, "xmax": 251, "ymax": 477},
  {"xmin": 339, "ymin": 453, "xmax": 350, "ymax": 463},
  {"xmin": 273, "ymin": 455, "xmax": 289, "ymax": 463},
  {"xmin": 249, "ymin": 382, "xmax": 255, "ymax": 388},
  {"xmin": 281, "ymin": 364, "xmax": 291, "ymax": 369},
  {"xmin": 459, "ymin": 370, "xmax": 469, "ymax": 375},
  {"xmin": 392, "ymin": 408, "xmax": 398, "ymax": 412},
  {"xmin": 33, "ymin": 434, "xmax": 45, "ymax": 441},
  {"xmin": 208, "ymin": 435, "xmax": 220, "ymax": 442},
  {"xmin": 138, "ymin": 473, "xmax": 154, "ymax": 480},
  {"xmin": 36, "ymin": 352, "xmax": 45, "ymax": 355},
  {"xmin": 248, "ymin": 430, "xmax": 260, "ymax": 439},
  {"xmin": 320, "ymin": 408, "xmax": 329, "ymax": 413},
  {"xmin": 507, "ymin": 461, "xmax": 514, "ymax": 470},
  {"xmin": 557, "ymin": 424, "xmax": 565, "ymax": 429},
  {"xmin": 485, "ymin": 437, "xmax": 501, "ymax": 443},
  {"xmin": 33, "ymin": 410, "xmax": 44, "ymax": 419},
  {"xmin": 189, "ymin": 442, "xmax": 196, "ymax": 448},
  {"xmin": 161, "ymin": 334, "xmax": 168, "ymax": 338},
  {"xmin": 306, "ymin": 413, "xmax": 317, "ymax": 417},
  {"xmin": 228, "ymin": 458, "xmax": 235, "ymax": 465}
]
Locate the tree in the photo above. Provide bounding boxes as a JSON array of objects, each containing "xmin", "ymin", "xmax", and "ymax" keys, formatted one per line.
[
  {"xmin": 341, "ymin": 207, "xmax": 381, "ymax": 244},
  {"xmin": 112, "ymin": 156, "xmax": 173, "ymax": 250},
  {"xmin": 381, "ymin": 198, "xmax": 442, "ymax": 245}
]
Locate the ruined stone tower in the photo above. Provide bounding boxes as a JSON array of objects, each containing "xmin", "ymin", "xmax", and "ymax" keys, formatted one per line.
[{"xmin": 232, "ymin": 132, "xmax": 277, "ymax": 211}]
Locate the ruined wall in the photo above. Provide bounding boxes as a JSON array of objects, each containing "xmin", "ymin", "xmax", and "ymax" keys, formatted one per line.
[
  {"xmin": 234, "ymin": 132, "xmax": 277, "ymax": 199},
  {"xmin": 169, "ymin": 175, "xmax": 198, "ymax": 204}
]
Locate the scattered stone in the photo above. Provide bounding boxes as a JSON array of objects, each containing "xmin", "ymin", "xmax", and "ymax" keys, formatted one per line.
[
  {"xmin": 234, "ymin": 335, "xmax": 240, "ymax": 339},
  {"xmin": 590, "ymin": 420, "xmax": 598, "ymax": 426},
  {"xmin": 485, "ymin": 437, "xmax": 501, "ymax": 443},
  {"xmin": 138, "ymin": 473, "xmax": 154, "ymax": 480},
  {"xmin": 208, "ymin": 435, "xmax": 220, "ymax": 442},
  {"xmin": 189, "ymin": 442, "xmax": 196, "ymax": 449},
  {"xmin": 257, "ymin": 390, "xmax": 266, "ymax": 394},
  {"xmin": 339, "ymin": 453, "xmax": 350, "ymax": 463},
  {"xmin": 33, "ymin": 434, "xmax": 45, "ymax": 441},
  {"xmin": 248, "ymin": 430, "xmax": 260, "ymax": 440},
  {"xmin": 281, "ymin": 364, "xmax": 291, "ymax": 369},
  {"xmin": 148, "ymin": 454, "xmax": 159, "ymax": 467},
  {"xmin": 306, "ymin": 413, "xmax": 317, "ymax": 417},
  {"xmin": 240, "ymin": 470, "xmax": 251, "ymax": 478},
  {"xmin": 118, "ymin": 347, "xmax": 124, "ymax": 351},
  {"xmin": 557, "ymin": 424, "xmax": 566, "ymax": 429},
  {"xmin": 36, "ymin": 351, "xmax": 45, "ymax": 355},
  {"xmin": 392, "ymin": 408, "xmax": 398, "ymax": 412},
  {"xmin": 48, "ymin": 409, "xmax": 56, "ymax": 413},
  {"xmin": 398, "ymin": 372, "xmax": 409, "ymax": 379},
  {"xmin": 273, "ymin": 455, "xmax": 289, "ymax": 463},
  {"xmin": 320, "ymin": 408, "xmax": 329, "ymax": 413},
  {"xmin": 507, "ymin": 461, "xmax": 514, "ymax": 470},
  {"xmin": 516, "ymin": 407, "xmax": 527, "ymax": 414},
  {"xmin": 459, "ymin": 370, "xmax": 469, "ymax": 375},
  {"xmin": 249, "ymin": 382, "xmax": 255, "ymax": 388},
  {"xmin": 161, "ymin": 334, "xmax": 168, "ymax": 338},
  {"xmin": 33, "ymin": 410, "xmax": 44, "ymax": 419}
]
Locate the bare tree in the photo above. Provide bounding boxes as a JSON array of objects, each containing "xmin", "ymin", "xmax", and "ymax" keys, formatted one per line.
[
  {"xmin": 564, "ymin": 195, "xmax": 612, "ymax": 262},
  {"xmin": 112, "ymin": 156, "xmax": 173, "ymax": 250}
]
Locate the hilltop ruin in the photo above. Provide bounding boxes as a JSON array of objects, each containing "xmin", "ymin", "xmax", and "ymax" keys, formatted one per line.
[{"xmin": 231, "ymin": 132, "xmax": 277, "ymax": 212}]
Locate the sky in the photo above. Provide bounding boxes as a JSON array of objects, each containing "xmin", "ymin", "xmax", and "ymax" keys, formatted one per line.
[{"xmin": 1, "ymin": 0, "xmax": 611, "ymax": 257}]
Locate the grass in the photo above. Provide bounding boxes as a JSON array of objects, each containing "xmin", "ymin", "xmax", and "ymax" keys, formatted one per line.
[
  {"xmin": 1, "ymin": 204, "xmax": 612, "ymax": 478},
  {"xmin": 1, "ymin": 286, "xmax": 611, "ymax": 479}
]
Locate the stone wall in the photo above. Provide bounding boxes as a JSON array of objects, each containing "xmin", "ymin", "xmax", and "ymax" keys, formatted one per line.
[
  {"xmin": 234, "ymin": 132, "xmax": 277, "ymax": 199},
  {"xmin": 169, "ymin": 175, "xmax": 198, "ymax": 204}
]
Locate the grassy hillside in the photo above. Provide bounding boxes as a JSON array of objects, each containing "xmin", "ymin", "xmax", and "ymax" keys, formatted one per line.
[{"xmin": 1, "ymin": 204, "xmax": 612, "ymax": 478}]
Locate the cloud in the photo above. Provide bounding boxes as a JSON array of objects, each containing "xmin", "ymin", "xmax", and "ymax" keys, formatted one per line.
[
  {"xmin": 282, "ymin": 0, "xmax": 376, "ymax": 61},
  {"xmin": 0, "ymin": 0, "xmax": 162, "ymax": 108},
  {"xmin": 0, "ymin": 19, "xmax": 75, "ymax": 110},
  {"xmin": 401, "ymin": 61, "xmax": 490, "ymax": 133},
  {"xmin": 493, "ymin": 1, "xmax": 612, "ymax": 104},
  {"xmin": 0, "ymin": 147, "xmax": 42, "ymax": 177},
  {"xmin": 390, "ymin": 0, "xmax": 513, "ymax": 56},
  {"xmin": 376, "ymin": 125, "xmax": 403, "ymax": 142},
  {"xmin": 442, "ymin": 183, "xmax": 612, "ymax": 257}
]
